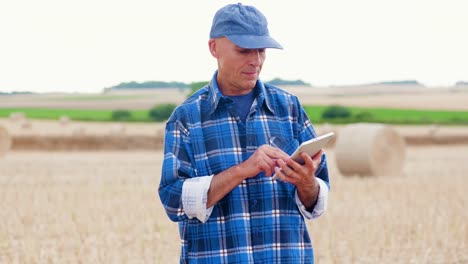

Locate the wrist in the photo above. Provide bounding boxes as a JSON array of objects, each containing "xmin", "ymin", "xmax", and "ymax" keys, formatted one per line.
[
  {"xmin": 309, "ymin": 181, "xmax": 320, "ymax": 210},
  {"xmin": 231, "ymin": 163, "xmax": 248, "ymax": 181},
  {"xmin": 298, "ymin": 178, "xmax": 320, "ymax": 211}
]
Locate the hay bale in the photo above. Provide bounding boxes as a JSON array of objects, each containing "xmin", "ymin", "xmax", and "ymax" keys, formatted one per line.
[
  {"xmin": 335, "ymin": 123, "xmax": 406, "ymax": 176},
  {"xmin": 20, "ymin": 119, "xmax": 32, "ymax": 129},
  {"xmin": 59, "ymin": 115, "xmax": 70, "ymax": 126},
  {"xmin": 155, "ymin": 127, "xmax": 165, "ymax": 137},
  {"xmin": 72, "ymin": 126, "xmax": 86, "ymax": 137},
  {"xmin": 428, "ymin": 124, "xmax": 440, "ymax": 137},
  {"xmin": 109, "ymin": 123, "xmax": 126, "ymax": 136},
  {"xmin": 9, "ymin": 112, "xmax": 25, "ymax": 122},
  {"xmin": 318, "ymin": 123, "xmax": 337, "ymax": 148},
  {"xmin": 0, "ymin": 126, "xmax": 12, "ymax": 157},
  {"xmin": 155, "ymin": 127, "xmax": 166, "ymax": 145}
]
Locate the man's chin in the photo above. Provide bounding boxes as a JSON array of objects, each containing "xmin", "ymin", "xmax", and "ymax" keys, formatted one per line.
[{"xmin": 243, "ymin": 80, "xmax": 257, "ymax": 89}]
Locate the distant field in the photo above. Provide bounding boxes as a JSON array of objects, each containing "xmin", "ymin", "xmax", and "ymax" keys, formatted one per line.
[
  {"xmin": 1, "ymin": 106, "xmax": 467, "ymax": 125},
  {"xmin": 1, "ymin": 85, "xmax": 468, "ymax": 124},
  {"xmin": 1, "ymin": 85, "xmax": 468, "ymax": 111},
  {"xmin": 54, "ymin": 94, "xmax": 148, "ymax": 101}
]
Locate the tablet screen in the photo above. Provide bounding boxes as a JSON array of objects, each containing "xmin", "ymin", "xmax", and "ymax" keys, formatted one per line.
[{"xmin": 272, "ymin": 132, "xmax": 335, "ymax": 180}]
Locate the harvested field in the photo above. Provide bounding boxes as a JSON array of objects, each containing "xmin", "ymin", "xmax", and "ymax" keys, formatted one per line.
[
  {"xmin": 0, "ymin": 85, "xmax": 467, "ymax": 262},
  {"xmin": 0, "ymin": 145, "xmax": 467, "ymax": 263},
  {"xmin": 0, "ymin": 151, "xmax": 177, "ymax": 263}
]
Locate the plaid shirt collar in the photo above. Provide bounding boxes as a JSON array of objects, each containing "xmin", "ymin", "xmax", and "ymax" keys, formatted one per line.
[{"xmin": 207, "ymin": 70, "xmax": 275, "ymax": 115}]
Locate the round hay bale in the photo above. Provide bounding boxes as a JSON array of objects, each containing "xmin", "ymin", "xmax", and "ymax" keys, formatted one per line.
[
  {"xmin": 9, "ymin": 112, "xmax": 25, "ymax": 122},
  {"xmin": 428, "ymin": 124, "xmax": 440, "ymax": 138},
  {"xmin": 0, "ymin": 126, "xmax": 12, "ymax": 157},
  {"xmin": 155, "ymin": 127, "xmax": 165, "ymax": 137},
  {"xmin": 72, "ymin": 126, "xmax": 86, "ymax": 136},
  {"xmin": 335, "ymin": 123, "xmax": 406, "ymax": 176},
  {"xmin": 20, "ymin": 119, "xmax": 32, "ymax": 129},
  {"xmin": 155, "ymin": 127, "xmax": 166, "ymax": 144},
  {"xmin": 318, "ymin": 123, "xmax": 337, "ymax": 148},
  {"xmin": 109, "ymin": 123, "xmax": 126, "ymax": 136},
  {"xmin": 59, "ymin": 115, "xmax": 70, "ymax": 126}
]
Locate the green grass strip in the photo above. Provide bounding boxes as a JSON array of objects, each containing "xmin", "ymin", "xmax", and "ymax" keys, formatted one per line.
[
  {"xmin": 0, "ymin": 108, "xmax": 153, "ymax": 122},
  {"xmin": 1, "ymin": 106, "xmax": 468, "ymax": 125},
  {"xmin": 303, "ymin": 106, "xmax": 468, "ymax": 125}
]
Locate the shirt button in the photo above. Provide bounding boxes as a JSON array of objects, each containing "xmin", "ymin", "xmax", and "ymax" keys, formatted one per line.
[{"xmin": 252, "ymin": 199, "xmax": 258, "ymax": 208}]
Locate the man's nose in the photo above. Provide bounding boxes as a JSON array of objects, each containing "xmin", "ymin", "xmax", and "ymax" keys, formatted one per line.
[{"xmin": 248, "ymin": 50, "xmax": 262, "ymax": 66}]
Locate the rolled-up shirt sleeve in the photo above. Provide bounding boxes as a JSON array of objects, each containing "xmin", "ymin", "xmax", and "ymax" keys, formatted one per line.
[
  {"xmin": 182, "ymin": 175, "xmax": 215, "ymax": 223},
  {"xmin": 295, "ymin": 177, "xmax": 329, "ymax": 220}
]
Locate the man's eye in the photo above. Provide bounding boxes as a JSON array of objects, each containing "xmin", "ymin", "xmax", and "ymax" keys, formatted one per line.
[{"xmin": 238, "ymin": 49, "xmax": 265, "ymax": 54}]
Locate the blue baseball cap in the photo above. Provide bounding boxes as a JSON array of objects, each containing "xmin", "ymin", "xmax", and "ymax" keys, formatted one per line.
[{"xmin": 209, "ymin": 3, "xmax": 283, "ymax": 49}]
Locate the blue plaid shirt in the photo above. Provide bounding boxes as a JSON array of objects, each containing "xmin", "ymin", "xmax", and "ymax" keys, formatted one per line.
[{"xmin": 159, "ymin": 72, "xmax": 330, "ymax": 263}]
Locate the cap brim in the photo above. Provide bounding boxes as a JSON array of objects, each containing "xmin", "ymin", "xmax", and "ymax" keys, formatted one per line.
[{"xmin": 226, "ymin": 35, "xmax": 283, "ymax": 49}]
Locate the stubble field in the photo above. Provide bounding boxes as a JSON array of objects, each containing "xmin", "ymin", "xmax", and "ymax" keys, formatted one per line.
[{"xmin": 0, "ymin": 142, "xmax": 467, "ymax": 263}]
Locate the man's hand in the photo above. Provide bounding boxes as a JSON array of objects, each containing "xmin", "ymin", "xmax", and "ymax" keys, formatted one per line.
[
  {"xmin": 207, "ymin": 144, "xmax": 290, "ymax": 208},
  {"xmin": 273, "ymin": 149, "xmax": 323, "ymax": 210},
  {"xmin": 238, "ymin": 144, "xmax": 291, "ymax": 179}
]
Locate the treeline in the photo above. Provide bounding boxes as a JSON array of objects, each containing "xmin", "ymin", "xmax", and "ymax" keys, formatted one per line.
[
  {"xmin": 0, "ymin": 91, "xmax": 35, "ymax": 96},
  {"xmin": 111, "ymin": 81, "xmax": 189, "ymax": 89},
  {"xmin": 368, "ymin": 80, "xmax": 422, "ymax": 86},
  {"xmin": 267, "ymin": 78, "xmax": 310, "ymax": 86},
  {"xmin": 110, "ymin": 78, "xmax": 462, "ymax": 91},
  {"xmin": 108, "ymin": 78, "xmax": 310, "ymax": 91}
]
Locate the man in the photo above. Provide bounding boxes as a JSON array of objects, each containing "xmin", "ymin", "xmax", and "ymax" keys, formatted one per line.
[{"xmin": 159, "ymin": 3, "xmax": 330, "ymax": 263}]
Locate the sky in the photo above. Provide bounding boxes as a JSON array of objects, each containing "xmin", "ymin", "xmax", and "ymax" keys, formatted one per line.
[{"xmin": 1, "ymin": 0, "xmax": 467, "ymax": 93}]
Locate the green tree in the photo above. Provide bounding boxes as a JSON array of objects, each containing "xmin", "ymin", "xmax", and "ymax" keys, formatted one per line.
[
  {"xmin": 149, "ymin": 103, "xmax": 177, "ymax": 122},
  {"xmin": 321, "ymin": 105, "xmax": 352, "ymax": 119},
  {"xmin": 354, "ymin": 111, "xmax": 374, "ymax": 121},
  {"xmin": 111, "ymin": 109, "xmax": 132, "ymax": 121},
  {"xmin": 267, "ymin": 78, "xmax": 311, "ymax": 86},
  {"xmin": 188, "ymin": 81, "xmax": 209, "ymax": 98}
]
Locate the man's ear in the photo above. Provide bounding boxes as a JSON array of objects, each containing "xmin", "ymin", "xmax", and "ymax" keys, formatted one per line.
[{"xmin": 208, "ymin": 39, "xmax": 218, "ymax": 58}]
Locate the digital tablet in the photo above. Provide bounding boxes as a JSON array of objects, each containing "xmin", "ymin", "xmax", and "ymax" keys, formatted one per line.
[{"xmin": 272, "ymin": 132, "xmax": 335, "ymax": 180}]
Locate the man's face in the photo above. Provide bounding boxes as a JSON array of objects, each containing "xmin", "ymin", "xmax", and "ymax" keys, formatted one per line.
[{"xmin": 209, "ymin": 37, "xmax": 266, "ymax": 95}]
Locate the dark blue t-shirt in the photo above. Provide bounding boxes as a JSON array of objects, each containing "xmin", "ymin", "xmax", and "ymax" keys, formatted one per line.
[{"xmin": 227, "ymin": 89, "xmax": 256, "ymax": 123}]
